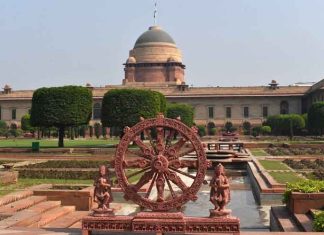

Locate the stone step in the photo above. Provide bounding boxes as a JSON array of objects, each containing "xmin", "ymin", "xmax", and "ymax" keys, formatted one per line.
[
  {"xmin": 271, "ymin": 206, "xmax": 300, "ymax": 232},
  {"xmin": 28, "ymin": 206, "xmax": 75, "ymax": 228},
  {"xmin": 69, "ymin": 221, "xmax": 82, "ymax": 229},
  {"xmin": 0, "ymin": 190, "xmax": 33, "ymax": 207},
  {"xmin": 43, "ymin": 211, "xmax": 89, "ymax": 228},
  {"xmin": 0, "ymin": 196, "xmax": 47, "ymax": 217},
  {"xmin": 0, "ymin": 201, "xmax": 61, "ymax": 229},
  {"xmin": 294, "ymin": 213, "xmax": 313, "ymax": 232}
]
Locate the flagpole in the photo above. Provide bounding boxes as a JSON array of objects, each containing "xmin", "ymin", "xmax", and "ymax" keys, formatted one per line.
[{"xmin": 154, "ymin": 1, "xmax": 157, "ymax": 25}]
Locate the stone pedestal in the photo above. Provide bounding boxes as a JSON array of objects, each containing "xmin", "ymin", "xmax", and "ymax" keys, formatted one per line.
[
  {"xmin": 92, "ymin": 208, "xmax": 114, "ymax": 217},
  {"xmin": 209, "ymin": 209, "xmax": 231, "ymax": 218}
]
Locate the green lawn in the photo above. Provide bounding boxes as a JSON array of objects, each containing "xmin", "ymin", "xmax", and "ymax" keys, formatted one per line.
[
  {"xmin": 259, "ymin": 160, "xmax": 291, "ymax": 171},
  {"xmin": 250, "ymin": 148, "xmax": 269, "ymax": 157},
  {"xmin": 0, "ymin": 178, "xmax": 93, "ymax": 197},
  {"xmin": 269, "ymin": 171, "xmax": 303, "ymax": 184},
  {"xmin": 0, "ymin": 138, "xmax": 120, "ymax": 148}
]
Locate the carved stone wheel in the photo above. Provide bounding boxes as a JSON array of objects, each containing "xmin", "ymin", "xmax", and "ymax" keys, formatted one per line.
[{"xmin": 114, "ymin": 114, "xmax": 208, "ymax": 212}]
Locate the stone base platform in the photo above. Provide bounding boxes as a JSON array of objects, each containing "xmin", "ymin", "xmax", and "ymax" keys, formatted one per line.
[{"xmin": 82, "ymin": 212, "xmax": 240, "ymax": 235}]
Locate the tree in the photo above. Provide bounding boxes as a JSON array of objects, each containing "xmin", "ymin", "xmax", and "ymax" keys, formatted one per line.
[
  {"xmin": 21, "ymin": 114, "xmax": 35, "ymax": 133},
  {"xmin": 30, "ymin": 86, "xmax": 92, "ymax": 147},
  {"xmin": 197, "ymin": 125, "xmax": 206, "ymax": 137},
  {"xmin": 94, "ymin": 122, "xmax": 101, "ymax": 139},
  {"xmin": 166, "ymin": 103, "xmax": 194, "ymax": 127},
  {"xmin": 101, "ymin": 89, "xmax": 166, "ymax": 131},
  {"xmin": 242, "ymin": 121, "xmax": 251, "ymax": 135},
  {"xmin": 0, "ymin": 120, "xmax": 8, "ymax": 137},
  {"xmin": 308, "ymin": 102, "xmax": 324, "ymax": 135},
  {"xmin": 266, "ymin": 114, "xmax": 305, "ymax": 137}
]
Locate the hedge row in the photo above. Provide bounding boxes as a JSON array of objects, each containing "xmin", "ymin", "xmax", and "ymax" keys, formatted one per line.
[
  {"xmin": 18, "ymin": 169, "xmax": 98, "ymax": 180},
  {"xmin": 283, "ymin": 180, "xmax": 324, "ymax": 203},
  {"xmin": 19, "ymin": 160, "xmax": 109, "ymax": 169}
]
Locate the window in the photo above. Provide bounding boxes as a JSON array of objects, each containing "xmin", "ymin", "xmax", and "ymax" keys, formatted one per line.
[
  {"xmin": 208, "ymin": 106, "xmax": 214, "ymax": 119},
  {"xmin": 280, "ymin": 101, "xmax": 289, "ymax": 114},
  {"xmin": 93, "ymin": 103, "xmax": 101, "ymax": 119},
  {"xmin": 226, "ymin": 107, "xmax": 231, "ymax": 118},
  {"xmin": 243, "ymin": 107, "xmax": 249, "ymax": 118},
  {"xmin": 12, "ymin": 109, "xmax": 16, "ymax": 120},
  {"xmin": 262, "ymin": 106, "xmax": 268, "ymax": 118}
]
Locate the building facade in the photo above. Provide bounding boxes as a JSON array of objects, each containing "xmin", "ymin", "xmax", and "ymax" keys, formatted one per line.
[{"xmin": 1, "ymin": 26, "xmax": 324, "ymax": 129}]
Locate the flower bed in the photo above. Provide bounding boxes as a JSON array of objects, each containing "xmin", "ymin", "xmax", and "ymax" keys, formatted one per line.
[
  {"xmin": 266, "ymin": 147, "xmax": 324, "ymax": 156},
  {"xmin": 284, "ymin": 180, "xmax": 324, "ymax": 214},
  {"xmin": 283, "ymin": 159, "xmax": 324, "ymax": 180},
  {"xmin": 18, "ymin": 160, "xmax": 109, "ymax": 168}
]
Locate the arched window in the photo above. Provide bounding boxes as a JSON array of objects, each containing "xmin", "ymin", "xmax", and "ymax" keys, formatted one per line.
[
  {"xmin": 93, "ymin": 103, "xmax": 101, "ymax": 119},
  {"xmin": 280, "ymin": 101, "xmax": 289, "ymax": 114}
]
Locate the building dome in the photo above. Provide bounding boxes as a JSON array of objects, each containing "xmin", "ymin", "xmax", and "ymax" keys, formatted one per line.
[
  {"xmin": 129, "ymin": 26, "xmax": 182, "ymax": 63},
  {"xmin": 126, "ymin": 56, "xmax": 136, "ymax": 64},
  {"xmin": 134, "ymin": 26, "xmax": 175, "ymax": 48}
]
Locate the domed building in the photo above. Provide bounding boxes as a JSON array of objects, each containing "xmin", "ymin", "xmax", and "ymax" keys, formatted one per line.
[
  {"xmin": 123, "ymin": 26, "xmax": 185, "ymax": 84},
  {"xmin": 1, "ymin": 24, "xmax": 324, "ymax": 131}
]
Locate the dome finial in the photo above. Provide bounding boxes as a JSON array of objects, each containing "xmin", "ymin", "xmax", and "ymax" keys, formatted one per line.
[{"xmin": 153, "ymin": 1, "xmax": 158, "ymax": 26}]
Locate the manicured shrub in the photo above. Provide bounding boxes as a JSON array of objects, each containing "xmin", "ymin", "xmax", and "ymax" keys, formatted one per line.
[
  {"xmin": 242, "ymin": 121, "xmax": 251, "ymax": 135},
  {"xmin": 166, "ymin": 103, "xmax": 194, "ymax": 127},
  {"xmin": 21, "ymin": 114, "xmax": 35, "ymax": 133},
  {"xmin": 266, "ymin": 114, "xmax": 305, "ymax": 137},
  {"xmin": 18, "ymin": 169, "xmax": 98, "ymax": 180},
  {"xmin": 197, "ymin": 125, "xmax": 206, "ymax": 137},
  {"xmin": 0, "ymin": 120, "xmax": 8, "ymax": 137},
  {"xmin": 209, "ymin": 128, "xmax": 217, "ymax": 135},
  {"xmin": 30, "ymin": 86, "xmax": 92, "ymax": 147},
  {"xmin": 94, "ymin": 122, "xmax": 101, "ymax": 139},
  {"xmin": 252, "ymin": 126, "xmax": 262, "ymax": 137},
  {"xmin": 19, "ymin": 160, "xmax": 108, "ymax": 168},
  {"xmin": 101, "ymin": 89, "xmax": 166, "ymax": 132},
  {"xmin": 207, "ymin": 122, "xmax": 216, "ymax": 135},
  {"xmin": 308, "ymin": 102, "xmax": 324, "ymax": 135},
  {"xmin": 260, "ymin": 126, "xmax": 271, "ymax": 135},
  {"xmin": 224, "ymin": 122, "xmax": 233, "ymax": 132}
]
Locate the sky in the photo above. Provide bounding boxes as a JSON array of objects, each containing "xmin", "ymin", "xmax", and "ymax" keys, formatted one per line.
[{"xmin": 0, "ymin": 0, "xmax": 324, "ymax": 90}]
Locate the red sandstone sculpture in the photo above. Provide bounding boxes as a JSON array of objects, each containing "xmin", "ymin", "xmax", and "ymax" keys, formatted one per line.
[
  {"xmin": 93, "ymin": 165, "xmax": 113, "ymax": 215},
  {"xmin": 82, "ymin": 115, "xmax": 239, "ymax": 234},
  {"xmin": 209, "ymin": 163, "xmax": 230, "ymax": 216}
]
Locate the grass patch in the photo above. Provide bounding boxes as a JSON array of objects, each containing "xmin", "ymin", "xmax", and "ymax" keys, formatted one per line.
[
  {"xmin": 0, "ymin": 138, "xmax": 120, "ymax": 148},
  {"xmin": 269, "ymin": 171, "xmax": 303, "ymax": 184},
  {"xmin": 259, "ymin": 160, "xmax": 290, "ymax": 171},
  {"xmin": 0, "ymin": 178, "xmax": 93, "ymax": 197},
  {"xmin": 250, "ymin": 148, "xmax": 269, "ymax": 157}
]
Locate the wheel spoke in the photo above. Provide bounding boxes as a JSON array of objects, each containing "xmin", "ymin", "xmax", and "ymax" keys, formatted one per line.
[
  {"xmin": 166, "ymin": 171, "xmax": 188, "ymax": 192},
  {"xmin": 126, "ymin": 149, "xmax": 152, "ymax": 161},
  {"xmin": 164, "ymin": 173, "xmax": 176, "ymax": 198},
  {"xmin": 168, "ymin": 146, "xmax": 195, "ymax": 161},
  {"xmin": 132, "ymin": 170, "xmax": 154, "ymax": 192},
  {"xmin": 156, "ymin": 127, "xmax": 165, "ymax": 154},
  {"xmin": 156, "ymin": 173, "xmax": 166, "ymax": 202},
  {"xmin": 126, "ymin": 166, "xmax": 151, "ymax": 180},
  {"xmin": 169, "ymin": 166, "xmax": 196, "ymax": 180},
  {"xmin": 144, "ymin": 172, "xmax": 158, "ymax": 199},
  {"xmin": 133, "ymin": 136, "xmax": 154, "ymax": 160}
]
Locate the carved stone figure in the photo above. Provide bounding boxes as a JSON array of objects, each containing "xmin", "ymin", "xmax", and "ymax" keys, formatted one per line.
[
  {"xmin": 94, "ymin": 165, "xmax": 113, "ymax": 211},
  {"xmin": 209, "ymin": 163, "xmax": 230, "ymax": 216}
]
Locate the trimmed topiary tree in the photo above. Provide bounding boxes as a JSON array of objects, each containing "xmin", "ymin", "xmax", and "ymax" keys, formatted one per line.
[
  {"xmin": 166, "ymin": 103, "xmax": 194, "ymax": 127},
  {"xmin": 101, "ymin": 89, "xmax": 166, "ymax": 133},
  {"xmin": 266, "ymin": 114, "xmax": 305, "ymax": 137},
  {"xmin": 260, "ymin": 126, "xmax": 271, "ymax": 135},
  {"xmin": 0, "ymin": 120, "xmax": 8, "ymax": 137},
  {"xmin": 30, "ymin": 86, "xmax": 92, "ymax": 147},
  {"xmin": 308, "ymin": 102, "xmax": 324, "ymax": 135},
  {"xmin": 21, "ymin": 114, "xmax": 35, "ymax": 133},
  {"xmin": 197, "ymin": 125, "xmax": 206, "ymax": 137}
]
